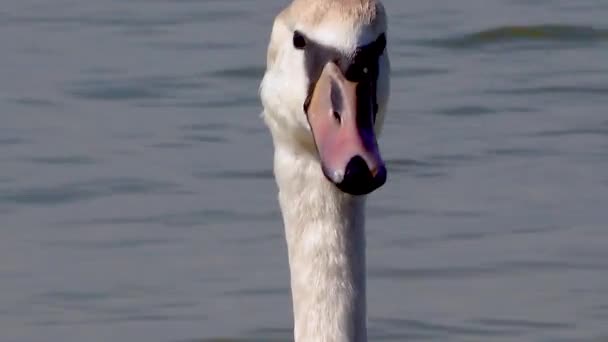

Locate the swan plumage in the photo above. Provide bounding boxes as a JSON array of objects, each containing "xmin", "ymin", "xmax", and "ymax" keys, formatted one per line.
[{"xmin": 260, "ymin": 1, "xmax": 390, "ymax": 340}]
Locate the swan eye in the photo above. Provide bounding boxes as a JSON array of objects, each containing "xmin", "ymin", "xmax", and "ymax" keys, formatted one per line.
[{"xmin": 293, "ymin": 31, "xmax": 306, "ymax": 49}]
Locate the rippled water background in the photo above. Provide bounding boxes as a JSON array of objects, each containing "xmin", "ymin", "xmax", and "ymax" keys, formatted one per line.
[{"xmin": 1, "ymin": 0, "xmax": 608, "ymax": 341}]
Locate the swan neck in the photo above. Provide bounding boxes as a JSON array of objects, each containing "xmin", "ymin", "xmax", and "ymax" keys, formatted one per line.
[{"xmin": 275, "ymin": 148, "xmax": 368, "ymax": 342}]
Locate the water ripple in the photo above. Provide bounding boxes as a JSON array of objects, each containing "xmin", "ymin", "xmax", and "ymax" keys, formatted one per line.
[
  {"xmin": 147, "ymin": 41, "xmax": 247, "ymax": 51},
  {"xmin": 474, "ymin": 318, "xmax": 574, "ymax": 331},
  {"xmin": 9, "ymin": 97, "xmax": 61, "ymax": 108},
  {"xmin": 20, "ymin": 155, "xmax": 97, "ymax": 166},
  {"xmin": 0, "ymin": 137, "xmax": 27, "ymax": 146},
  {"xmin": 392, "ymin": 67, "xmax": 449, "ymax": 78},
  {"xmin": 59, "ymin": 209, "xmax": 278, "ymax": 228},
  {"xmin": 485, "ymin": 147, "xmax": 557, "ymax": 158},
  {"xmin": 206, "ymin": 66, "xmax": 265, "ymax": 80},
  {"xmin": 223, "ymin": 287, "xmax": 289, "ymax": 297},
  {"xmin": 424, "ymin": 24, "xmax": 608, "ymax": 49},
  {"xmin": 172, "ymin": 96, "xmax": 260, "ymax": 109},
  {"xmin": 194, "ymin": 169, "xmax": 274, "ymax": 180},
  {"xmin": 371, "ymin": 260, "xmax": 606, "ymax": 280},
  {"xmin": 67, "ymin": 76, "xmax": 206, "ymax": 101},
  {"xmin": 489, "ymin": 85, "xmax": 608, "ymax": 97},
  {"xmin": 435, "ymin": 105, "xmax": 497, "ymax": 116},
  {"xmin": 30, "ymin": 286, "xmax": 205, "ymax": 326},
  {"xmin": 34, "ymin": 313, "xmax": 209, "ymax": 326},
  {"xmin": 183, "ymin": 134, "xmax": 227, "ymax": 144},
  {"xmin": 0, "ymin": 178, "xmax": 180, "ymax": 206},
  {"xmin": 372, "ymin": 317, "xmax": 519, "ymax": 338},
  {"xmin": 534, "ymin": 122, "xmax": 608, "ymax": 137},
  {"xmin": 5, "ymin": 9, "xmax": 248, "ymax": 29},
  {"xmin": 386, "ymin": 154, "xmax": 482, "ymax": 177},
  {"xmin": 386, "ymin": 158, "xmax": 445, "ymax": 178},
  {"xmin": 198, "ymin": 123, "xmax": 255, "ymax": 135},
  {"xmin": 46, "ymin": 237, "xmax": 180, "ymax": 251}
]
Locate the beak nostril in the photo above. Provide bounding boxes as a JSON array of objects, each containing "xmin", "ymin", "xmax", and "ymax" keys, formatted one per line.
[
  {"xmin": 333, "ymin": 111, "xmax": 342, "ymax": 124},
  {"xmin": 369, "ymin": 166, "xmax": 378, "ymax": 177}
]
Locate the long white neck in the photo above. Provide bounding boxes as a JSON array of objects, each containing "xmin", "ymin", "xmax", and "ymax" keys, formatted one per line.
[{"xmin": 273, "ymin": 143, "xmax": 368, "ymax": 342}]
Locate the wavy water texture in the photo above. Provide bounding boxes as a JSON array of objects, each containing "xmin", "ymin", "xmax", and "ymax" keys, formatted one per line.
[
  {"xmin": 2, "ymin": 1, "xmax": 608, "ymax": 342},
  {"xmin": 425, "ymin": 24, "xmax": 608, "ymax": 48}
]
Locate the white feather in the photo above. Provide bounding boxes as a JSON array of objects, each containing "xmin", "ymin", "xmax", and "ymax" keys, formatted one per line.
[{"xmin": 259, "ymin": 1, "xmax": 390, "ymax": 340}]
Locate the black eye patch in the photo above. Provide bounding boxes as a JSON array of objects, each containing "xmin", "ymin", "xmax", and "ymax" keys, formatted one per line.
[
  {"xmin": 352, "ymin": 33, "xmax": 386, "ymax": 63},
  {"xmin": 302, "ymin": 30, "xmax": 386, "ymax": 101},
  {"xmin": 373, "ymin": 33, "xmax": 386, "ymax": 55},
  {"xmin": 343, "ymin": 33, "xmax": 386, "ymax": 82},
  {"xmin": 293, "ymin": 30, "xmax": 307, "ymax": 49},
  {"xmin": 301, "ymin": 32, "xmax": 387, "ymax": 113}
]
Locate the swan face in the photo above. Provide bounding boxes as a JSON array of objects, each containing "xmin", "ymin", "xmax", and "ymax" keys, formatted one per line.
[{"xmin": 261, "ymin": 0, "xmax": 390, "ymax": 195}]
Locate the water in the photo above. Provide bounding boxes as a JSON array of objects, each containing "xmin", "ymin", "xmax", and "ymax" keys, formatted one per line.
[{"xmin": 1, "ymin": 0, "xmax": 607, "ymax": 341}]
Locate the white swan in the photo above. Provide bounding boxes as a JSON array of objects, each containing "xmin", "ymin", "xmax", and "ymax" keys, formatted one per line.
[{"xmin": 260, "ymin": 0, "xmax": 390, "ymax": 341}]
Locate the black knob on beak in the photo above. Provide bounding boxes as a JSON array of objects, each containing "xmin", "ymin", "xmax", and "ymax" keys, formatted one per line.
[{"xmin": 335, "ymin": 155, "xmax": 387, "ymax": 196}]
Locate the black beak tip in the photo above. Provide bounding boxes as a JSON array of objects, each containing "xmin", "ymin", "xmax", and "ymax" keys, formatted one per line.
[{"xmin": 329, "ymin": 155, "xmax": 387, "ymax": 196}]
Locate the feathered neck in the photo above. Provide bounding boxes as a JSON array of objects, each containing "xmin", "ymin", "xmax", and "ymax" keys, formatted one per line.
[{"xmin": 273, "ymin": 141, "xmax": 368, "ymax": 342}]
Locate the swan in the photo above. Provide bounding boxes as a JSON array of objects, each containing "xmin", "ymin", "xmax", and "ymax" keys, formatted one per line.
[{"xmin": 259, "ymin": 0, "xmax": 390, "ymax": 341}]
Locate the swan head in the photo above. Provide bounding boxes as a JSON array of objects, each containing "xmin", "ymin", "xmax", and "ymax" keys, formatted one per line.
[{"xmin": 261, "ymin": 0, "xmax": 390, "ymax": 196}]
